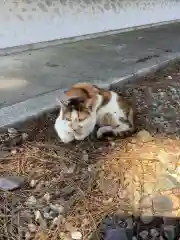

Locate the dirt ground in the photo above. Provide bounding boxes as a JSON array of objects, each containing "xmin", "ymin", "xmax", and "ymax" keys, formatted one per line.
[{"xmin": 1, "ymin": 61, "xmax": 180, "ymax": 240}]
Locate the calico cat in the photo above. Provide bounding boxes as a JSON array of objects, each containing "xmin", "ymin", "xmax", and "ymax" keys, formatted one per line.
[{"xmin": 54, "ymin": 83, "xmax": 134, "ymax": 143}]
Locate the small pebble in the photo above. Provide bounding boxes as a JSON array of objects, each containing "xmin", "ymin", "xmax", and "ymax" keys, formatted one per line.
[
  {"xmin": 51, "ymin": 215, "xmax": 64, "ymax": 228},
  {"xmin": 35, "ymin": 210, "xmax": 47, "ymax": 229},
  {"xmin": 22, "ymin": 132, "xmax": 29, "ymax": 140},
  {"xmin": 59, "ymin": 232, "xmax": 65, "ymax": 238},
  {"xmin": 11, "ymin": 149, "xmax": 17, "ymax": 155},
  {"xmin": 71, "ymin": 231, "xmax": 82, "ymax": 240},
  {"xmin": 103, "ymin": 216, "xmax": 113, "ymax": 226},
  {"xmin": 18, "ymin": 147, "xmax": 24, "ymax": 152},
  {"xmin": 0, "ymin": 176, "xmax": 24, "ymax": 191},
  {"xmin": 118, "ymin": 189, "xmax": 127, "ymax": 199},
  {"xmin": 45, "ymin": 181, "xmax": 50, "ymax": 186},
  {"xmin": 50, "ymin": 204, "xmax": 64, "ymax": 214},
  {"xmin": 35, "ymin": 210, "xmax": 41, "ymax": 222},
  {"xmin": 42, "ymin": 192, "xmax": 51, "ymax": 202},
  {"xmin": 88, "ymin": 165, "xmax": 93, "ymax": 172},
  {"xmin": 136, "ymin": 130, "xmax": 153, "ymax": 142},
  {"xmin": 25, "ymin": 231, "xmax": 32, "ymax": 240},
  {"xmin": 82, "ymin": 150, "xmax": 89, "ymax": 162},
  {"xmin": 44, "ymin": 212, "xmax": 53, "ymax": 220},
  {"xmin": 103, "ymin": 198, "xmax": 113, "ymax": 204},
  {"xmin": 49, "ymin": 210, "xmax": 59, "ymax": 218},
  {"xmin": 126, "ymin": 217, "xmax": 133, "ymax": 229},
  {"xmin": 59, "ymin": 232, "xmax": 71, "ymax": 240},
  {"xmin": 150, "ymin": 228, "xmax": 160, "ymax": 237},
  {"xmin": 139, "ymin": 230, "xmax": 149, "ymax": 239},
  {"xmin": 43, "ymin": 206, "xmax": 51, "ymax": 213},
  {"xmin": 30, "ymin": 179, "xmax": 38, "ymax": 188},
  {"xmin": 116, "ymin": 209, "xmax": 127, "ymax": 219},
  {"xmin": 82, "ymin": 218, "xmax": 89, "ymax": 226},
  {"xmin": 25, "ymin": 196, "xmax": 37, "ymax": 206},
  {"xmin": 28, "ymin": 223, "xmax": 36, "ymax": 233},
  {"xmin": 132, "ymin": 237, "xmax": 137, "ymax": 240},
  {"xmin": 167, "ymin": 75, "xmax": 172, "ymax": 80},
  {"xmin": 139, "ymin": 195, "xmax": 153, "ymax": 209},
  {"xmin": 67, "ymin": 164, "xmax": 76, "ymax": 174},
  {"xmin": 8, "ymin": 128, "xmax": 18, "ymax": 135},
  {"xmin": 110, "ymin": 141, "xmax": 115, "ymax": 147},
  {"xmin": 140, "ymin": 210, "xmax": 154, "ymax": 224}
]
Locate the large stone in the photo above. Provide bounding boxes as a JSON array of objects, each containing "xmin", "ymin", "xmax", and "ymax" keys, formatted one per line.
[
  {"xmin": 140, "ymin": 209, "xmax": 154, "ymax": 224},
  {"xmin": 156, "ymin": 174, "xmax": 179, "ymax": 192},
  {"xmin": 157, "ymin": 151, "xmax": 177, "ymax": 172},
  {"xmin": 136, "ymin": 130, "xmax": 153, "ymax": 142},
  {"xmin": 139, "ymin": 195, "xmax": 153, "ymax": 209},
  {"xmin": 152, "ymin": 195, "xmax": 173, "ymax": 212},
  {"xmin": 50, "ymin": 204, "xmax": 64, "ymax": 214},
  {"xmin": 104, "ymin": 228, "xmax": 128, "ymax": 240},
  {"xmin": 0, "ymin": 176, "xmax": 24, "ymax": 191}
]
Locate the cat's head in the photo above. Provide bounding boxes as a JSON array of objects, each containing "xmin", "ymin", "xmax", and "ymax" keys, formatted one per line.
[
  {"xmin": 56, "ymin": 83, "xmax": 98, "ymax": 137},
  {"xmin": 58, "ymin": 83, "xmax": 99, "ymax": 119}
]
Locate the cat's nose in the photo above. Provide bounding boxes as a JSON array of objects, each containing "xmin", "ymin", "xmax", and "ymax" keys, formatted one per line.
[{"xmin": 72, "ymin": 126, "xmax": 78, "ymax": 131}]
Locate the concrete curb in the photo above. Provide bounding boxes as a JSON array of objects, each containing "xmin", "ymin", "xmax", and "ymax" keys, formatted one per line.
[
  {"xmin": 109, "ymin": 54, "xmax": 180, "ymax": 89},
  {"xmin": 0, "ymin": 54, "xmax": 180, "ymax": 130},
  {"xmin": 0, "ymin": 89, "xmax": 63, "ymax": 130}
]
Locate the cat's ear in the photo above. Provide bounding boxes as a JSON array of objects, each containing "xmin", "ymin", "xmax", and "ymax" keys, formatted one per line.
[
  {"xmin": 66, "ymin": 95, "xmax": 84, "ymax": 105},
  {"xmin": 57, "ymin": 94, "xmax": 83, "ymax": 107}
]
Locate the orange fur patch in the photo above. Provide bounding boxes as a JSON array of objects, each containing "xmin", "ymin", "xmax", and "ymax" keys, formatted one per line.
[{"xmin": 64, "ymin": 83, "xmax": 99, "ymax": 109}]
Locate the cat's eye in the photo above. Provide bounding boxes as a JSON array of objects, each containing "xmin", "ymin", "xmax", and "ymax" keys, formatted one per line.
[
  {"xmin": 65, "ymin": 117, "xmax": 71, "ymax": 121},
  {"xmin": 64, "ymin": 112, "xmax": 71, "ymax": 121}
]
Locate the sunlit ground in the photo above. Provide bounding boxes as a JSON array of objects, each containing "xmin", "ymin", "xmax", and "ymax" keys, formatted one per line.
[{"xmin": 0, "ymin": 77, "xmax": 28, "ymax": 90}]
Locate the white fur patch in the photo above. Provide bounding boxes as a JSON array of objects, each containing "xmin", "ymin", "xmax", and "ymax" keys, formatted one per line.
[
  {"xmin": 96, "ymin": 91, "xmax": 133, "ymax": 138},
  {"xmin": 97, "ymin": 91, "xmax": 126, "ymax": 126},
  {"xmin": 54, "ymin": 111, "xmax": 97, "ymax": 143},
  {"xmin": 54, "ymin": 118, "xmax": 74, "ymax": 143}
]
